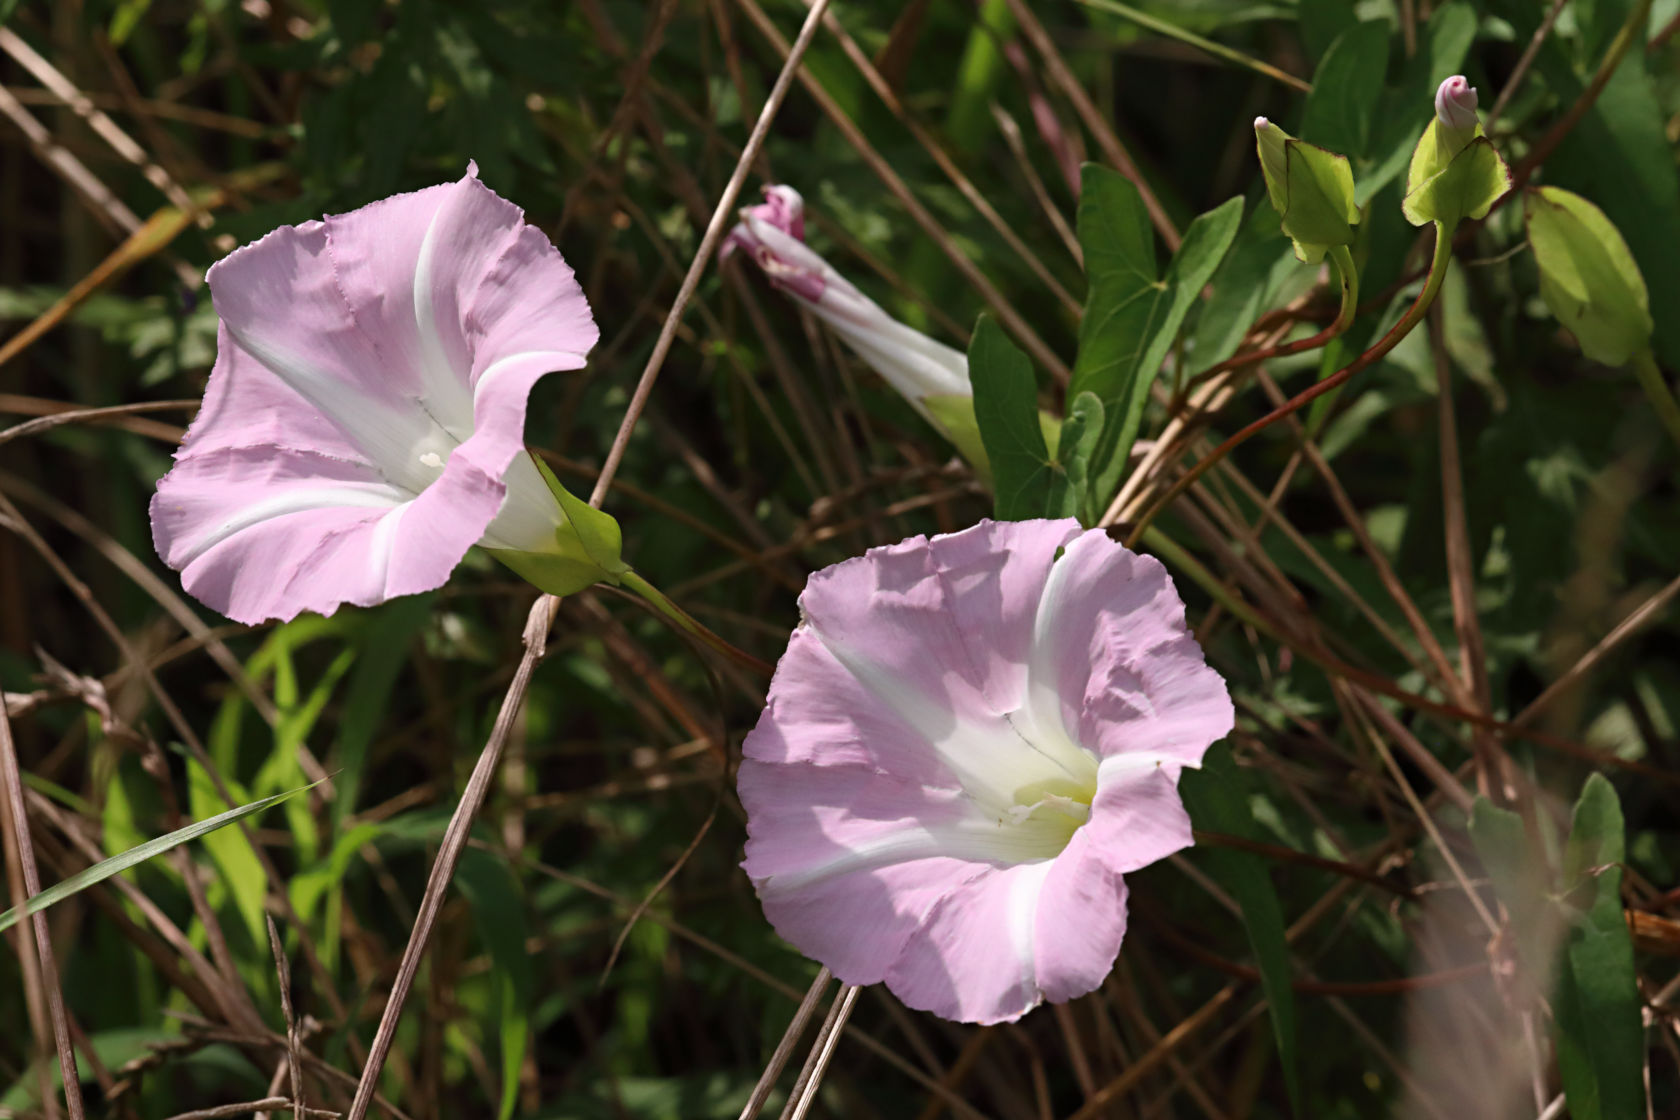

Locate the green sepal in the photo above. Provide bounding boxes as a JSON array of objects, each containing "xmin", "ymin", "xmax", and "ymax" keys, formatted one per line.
[
  {"xmin": 1401, "ymin": 118, "xmax": 1511, "ymax": 228},
  {"xmin": 1525, "ymin": 186, "xmax": 1653, "ymax": 367},
  {"xmin": 1255, "ymin": 120, "xmax": 1357, "ymax": 263},
  {"xmin": 485, "ymin": 451, "xmax": 628, "ymax": 598},
  {"xmin": 923, "ymin": 392, "xmax": 992, "ymax": 482}
]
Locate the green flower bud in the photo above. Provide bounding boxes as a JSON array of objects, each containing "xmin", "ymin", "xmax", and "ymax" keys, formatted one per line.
[
  {"xmin": 1402, "ymin": 76, "xmax": 1511, "ymax": 229},
  {"xmin": 1253, "ymin": 117, "xmax": 1358, "ymax": 264},
  {"xmin": 1524, "ymin": 186, "xmax": 1653, "ymax": 367}
]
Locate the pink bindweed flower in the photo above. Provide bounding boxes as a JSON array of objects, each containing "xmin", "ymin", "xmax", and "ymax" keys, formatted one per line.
[
  {"xmin": 738, "ymin": 518, "xmax": 1234, "ymax": 1024},
  {"xmin": 723, "ymin": 185, "xmax": 970, "ymax": 425},
  {"xmin": 151, "ymin": 164, "xmax": 602, "ymax": 625},
  {"xmin": 1435, "ymin": 75, "xmax": 1479, "ymax": 134}
]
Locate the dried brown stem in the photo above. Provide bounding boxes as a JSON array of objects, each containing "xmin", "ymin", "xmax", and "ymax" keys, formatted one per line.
[
  {"xmin": 0, "ymin": 691, "xmax": 84, "ymax": 1117},
  {"xmin": 592, "ymin": 0, "xmax": 835, "ymax": 506}
]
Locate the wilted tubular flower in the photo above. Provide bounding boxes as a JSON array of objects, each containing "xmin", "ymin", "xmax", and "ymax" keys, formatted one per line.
[
  {"xmin": 739, "ymin": 518, "xmax": 1233, "ymax": 1024},
  {"xmin": 724, "ymin": 186, "xmax": 987, "ymax": 468},
  {"xmin": 151, "ymin": 164, "xmax": 609, "ymax": 625}
]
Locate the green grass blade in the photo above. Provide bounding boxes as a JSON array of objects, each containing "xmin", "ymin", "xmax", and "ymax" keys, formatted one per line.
[{"xmin": 0, "ymin": 779, "xmax": 321, "ymax": 934}]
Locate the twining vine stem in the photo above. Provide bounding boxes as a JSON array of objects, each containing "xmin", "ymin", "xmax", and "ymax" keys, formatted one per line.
[{"xmin": 1126, "ymin": 222, "xmax": 1455, "ymax": 550}]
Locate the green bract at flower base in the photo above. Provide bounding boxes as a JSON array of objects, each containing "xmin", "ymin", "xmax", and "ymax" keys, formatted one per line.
[
  {"xmin": 484, "ymin": 455, "xmax": 629, "ymax": 596},
  {"xmin": 1401, "ymin": 117, "xmax": 1511, "ymax": 230},
  {"xmin": 1523, "ymin": 186, "xmax": 1653, "ymax": 368},
  {"xmin": 1253, "ymin": 117, "xmax": 1357, "ymax": 264}
]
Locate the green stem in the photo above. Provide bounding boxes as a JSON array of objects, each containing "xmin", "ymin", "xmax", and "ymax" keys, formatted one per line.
[
  {"xmin": 1630, "ymin": 347, "xmax": 1680, "ymax": 453},
  {"xmin": 1327, "ymin": 243, "xmax": 1360, "ymax": 331},
  {"xmin": 1126, "ymin": 222, "xmax": 1452, "ymax": 548},
  {"xmin": 1179, "ymin": 240, "xmax": 1360, "ymax": 399},
  {"xmin": 1072, "ymin": 0, "xmax": 1311, "ymax": 93},
  {"xmin": 618, "ymin": 570, "xmax": 775, "ymax": 678},
  {"xmin": 1304, "ymin": 244, "xmax": 1380, "ymax": 437}
]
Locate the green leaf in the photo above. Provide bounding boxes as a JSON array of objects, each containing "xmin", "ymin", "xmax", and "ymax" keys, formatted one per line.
[
  {"xmin": 1555, "ymin": 774, "xmax": 1645, "ymax": 1120},
  {"xmin": 1402, "ymin": 124, "xmax": 1511, "ymax": 229},
  {"xmin": 1298, "ymin": 0, "xmax": 1357, "ymax": 63},
  {"xmin": 0, "ymin": 781, "xmax": 320, "ymax": 934},
  {"xmin": 1299, "ymin": 21, "xmax": 1390, "ymax": 160},
  {"xmin": 1049, "ymin": 392, "xmax": 1104, "ymax": 525},
  {"xmin": 1467, "ymin": 797, "xmax": 1556, "ymax": 979},
  {"xmin": 1180, "ymin": 746, "xmax": 1299, "ymax": 1113},
  {"xmin": 970, "ymin": 314, "xmax": 1054, "ymax": 520},
  {"xmin": 3, "ymin": 1028, "xmax": 172, "ymax": 1109},
  {"xmin": 1189, "ymin": 207, "xmax": 1295, "ymax": 376},
  {"xmin": 1071, "ymin": 167, "xmax": 1241, "ymax": 507},
  {"xmin": 188, "ymin": 760, "xmax": 268, "ymax": 951},
  {"xmin": 547, "ymin": 457, "xmax": 629, "ymax": 576},
  {"xmin": 1525, "ymin": 186, "xmax": 1653, "ymax": 367},
  {"xmin": 1255, "ymin": 122, "xmax": 1358, "ymax": 263},
  {"xmin": 459, "ymin": 849, "xmax": 533, "ymax": 1120},
  {"xmin": 1485, "ymin": 0, "xmax": 1680, "ymax": 366}
]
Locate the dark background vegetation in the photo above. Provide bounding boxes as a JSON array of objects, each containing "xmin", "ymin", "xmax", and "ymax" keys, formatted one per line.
[{"xmin": 1, "ymin": 0, "xmax": 1678, "ymax": 1117}]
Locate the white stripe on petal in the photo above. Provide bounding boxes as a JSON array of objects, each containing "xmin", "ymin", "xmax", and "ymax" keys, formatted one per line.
[
  {"xmin": 1007, "ymin": 859, "xmax": 1055, "ymax": 1003},
  {"xmin": 224, "ymin": 322, "xmax": 440, "ymax": 488},
  {"xmin": 178, "ymin": 482, "xmax": 407, "ymax": 566},
  {"xmin": 1017, "ymin": 535, "xmax": 1115, "ymax": 780},
  {"xmin": 472, "ymin": 349, "xmax": 588, "ymax": 411},
  {"xmin": 411, "ymin": 204, "xmax": 476, "ymax": 438},
  {"xmin": 763, "ymin": 812, "xmax": 1077, "ymax": 895},
  {"xmin": 363, "ymin": 500, "xmax": 408, "ymax": 598},
  {"xmin": 1096, "ymin": 751, "xmax": 1175, "ymax": 786}
]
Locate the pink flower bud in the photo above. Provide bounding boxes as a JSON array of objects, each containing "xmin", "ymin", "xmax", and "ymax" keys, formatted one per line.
[{"xmin": 1435, "ymin": 76, "xmax": 1478, "ymax": 132}]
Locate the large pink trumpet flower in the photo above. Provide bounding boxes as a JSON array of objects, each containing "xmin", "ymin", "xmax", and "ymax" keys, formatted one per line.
[
  {"xmin": 739, "ymin": 519, "xmax": 1233, "ymax": 1024},
  {"xmin": 152, "ymin": 165, "xmax": 603, "ymax": 625}
]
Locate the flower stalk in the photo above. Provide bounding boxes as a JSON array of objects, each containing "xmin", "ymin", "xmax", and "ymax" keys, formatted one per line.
[
  {"xmin": 1630, "ymin": 349, "xmax": 1680, "ymax": 453},
  {"xmin": 618, "ymin": 569, "xmax": 775, "ymax": 677},
  {"xmin": 1181, "ymin": 240, "xmax": 1359, "ymax": 397},
  {"xmin": 1126, "ymin": 220, "xmax": 1454, "ymax": 548}
]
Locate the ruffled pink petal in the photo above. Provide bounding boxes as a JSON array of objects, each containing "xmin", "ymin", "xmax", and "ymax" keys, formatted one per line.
[
  {"xmin": 151, "ymin": 442, "xmax": 501, "ymax": 625},
  {"xmin": 740, "ymin": 757, "xmax": 978, "ymax": 982},
  {"xmin": 1085, "ymin": 765, "xmax": 1197, "ymax": 873},
  {"xmin": 885, "ymin": 860, "xmax": 1055, "ymax": 1024},
  {"xmin": 925, "ymin": 519, "xmax": 1082, "ymax": 710},
  {"xmin": 798, "ymin": 519, "xmax": 1079, "ymax": 731},
  {"xmin": 1032, "ymin": 828, "xmax": 1130, "ymax": 1006},
  {"xmin": 739, "ymin": 760, "xmax": 965, "ymax": 883},
  {"xmin": 1028, "ymin": 765, "xmax": 1193, "ymax": 1005},
  {"xmin": 753, "ymin": 184, "xmax": 805, "ymax": 239},
  {"xmin": 743, "ymin": 627, "xmax": 953, "ymax": 787},
  {"xmin": 759, "ymin": 853, "xmax": 985, "ymax": 986},
  {"xmin": 1031, "ymin": 530, "xmax": 1234, "ymax": 767}
]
